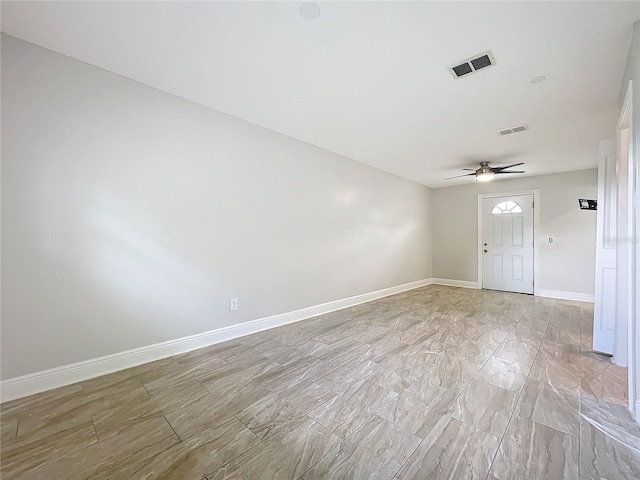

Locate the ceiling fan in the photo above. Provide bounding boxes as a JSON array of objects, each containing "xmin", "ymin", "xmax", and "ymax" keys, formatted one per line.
[{"xmin": 444, "ymin": 161, "xmax": 525, "ymax": 182}]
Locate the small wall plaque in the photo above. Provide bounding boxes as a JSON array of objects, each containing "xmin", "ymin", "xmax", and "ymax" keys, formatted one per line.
[{"xmin": 579, "ymin": 199, "xmax": 597, "ymax": 210}]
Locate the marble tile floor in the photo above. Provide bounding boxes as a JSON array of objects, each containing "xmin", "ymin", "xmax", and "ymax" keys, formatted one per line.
[{"xmin": 1, "ymin": 285, "xmax": 639, "ymax": 479}]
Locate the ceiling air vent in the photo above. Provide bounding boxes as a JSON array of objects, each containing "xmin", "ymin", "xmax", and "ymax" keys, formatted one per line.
[
  {"xmin": 498, "ymin": 124, "xmax": 529, "ymax": 136},
  {"xmin": 448, "ymin": 50, "xmax": 496, "ymax": 79}
]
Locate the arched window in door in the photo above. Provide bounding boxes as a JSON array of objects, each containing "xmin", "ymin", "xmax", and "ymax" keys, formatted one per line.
[{"xmin": 491, "ymin": 200, "xmax": 523, "ymax": 214}]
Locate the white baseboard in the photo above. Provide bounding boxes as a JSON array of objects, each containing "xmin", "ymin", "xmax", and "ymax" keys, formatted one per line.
[
  {"xmin": 430, "ymin": 278, "xmax": 480, "ymax": 289},
  {"xmin": 429, "ymin": 280, "xmax": 593, "ymax": 304},
  {"xmin": 537, "ymin": 289, "xmax": 595, "ymax": 303},
  {"xmin": 0, "ymin": 278, "xmax": 432, "ymax": 403}
]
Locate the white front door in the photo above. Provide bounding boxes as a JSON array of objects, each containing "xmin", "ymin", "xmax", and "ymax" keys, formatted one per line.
[{"xmin": 482, "ymin": 195, "xmax": 534, "ymax": 294}]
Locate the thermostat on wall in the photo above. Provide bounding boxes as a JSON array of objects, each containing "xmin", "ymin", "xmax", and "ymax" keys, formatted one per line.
[{"xmin": 578, "ymin": 199, "xmax": 597, "ymax": 210}]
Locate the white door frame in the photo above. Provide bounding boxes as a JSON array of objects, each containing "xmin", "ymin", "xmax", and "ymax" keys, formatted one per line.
[
  {"xmin": 617, "ymin": 81, "xmax": 637, "ymax": 419},
  {"xmin": 477, "ymin": 190, "xmax": 541, "ymax": 295}
]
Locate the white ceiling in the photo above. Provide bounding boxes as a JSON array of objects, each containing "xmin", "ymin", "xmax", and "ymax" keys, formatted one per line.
[{"xmin": 2, "ymin": 1, "xmax": 639, "ymax": 187}]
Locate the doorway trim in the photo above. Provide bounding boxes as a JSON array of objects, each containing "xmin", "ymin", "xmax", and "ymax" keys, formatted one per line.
[
  {"xmin": 477, "ymin": 190, "xmax": 541, "ymax": 295},
  {"xmin": 617, "ymin": 80, "xmax": 637, "ymax": 419}
]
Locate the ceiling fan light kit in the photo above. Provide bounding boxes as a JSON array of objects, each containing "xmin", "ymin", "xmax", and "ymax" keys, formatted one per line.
[
  {"xmin": 476, "ymin": 162, "xmax": 496, "ymax": 182},
  {"xmin": 476, "ymin": 172, "xmax": 495, "ymax": 182}
]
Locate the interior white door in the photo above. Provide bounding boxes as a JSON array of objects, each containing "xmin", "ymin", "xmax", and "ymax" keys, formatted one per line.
[
  {"xmin": 482, "ymin": 195, "xmax": 534, "ymax": 294},
  {"xmin": 616, "ymin": 126, "xmax": 630, "ymax": 367},
  {"xmin": 593, "ymin": 139, "xmax": 617, "ymax": 355}
]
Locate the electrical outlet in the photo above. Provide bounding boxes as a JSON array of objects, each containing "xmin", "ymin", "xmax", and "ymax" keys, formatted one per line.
[
  {"xmin": 229, "ymin": 298, "xmax": 239, "ymax": 311},
  {"xmin": 406, "ymin": 269, "xmax": 412, "ymax": 276}
]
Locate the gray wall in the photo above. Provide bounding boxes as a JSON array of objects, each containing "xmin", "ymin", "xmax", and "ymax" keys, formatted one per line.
[
  {"xmin": 1, "ymin": 35, "xmax": 432, "ymax": 379},
  {"xmin": 432, "ymin": 169, "xmax": 598, "ymax": 294}
]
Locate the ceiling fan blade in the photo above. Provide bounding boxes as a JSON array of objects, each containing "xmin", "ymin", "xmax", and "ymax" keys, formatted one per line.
[
  {"xmin": 495, "ymin": 170, "xmax": 525, "ymax": 174},
  {"xmin": 461, "ymin": 168, "xmax": 477, "ymax": 171},
  {"xmin": 492, "ymin": 162, "xmax": 524, "ymax": 172},
  {"xmin": 443, "ymin": 173, "xmax": 476, "ymax": 180}
]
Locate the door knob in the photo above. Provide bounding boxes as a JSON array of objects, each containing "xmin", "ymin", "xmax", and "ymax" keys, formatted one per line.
[{"xmin": 483, "ymin": 249, "xmax": 488, "ymax": 253}]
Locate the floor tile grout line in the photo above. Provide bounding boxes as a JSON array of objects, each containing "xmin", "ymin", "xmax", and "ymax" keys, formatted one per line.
[
  {"xmin": 448, "ymin": 307, "xmax": 523, "ymax": 408},
  {"xmin": 9, "ymin": 414, "xmax": 101, "ymax": 452},
  {"xmin": 295, "ymin": 417, "xmax": 347, "ymax": 479},
  {"xmin": 255, "ymin": 340, "xmax": 381, "ymax": 395},
  {"xmin": 89, "ymin": 415, "xmax": 100, "ymax": 444},
  {"xmin": 577, "ymin": 307, "xmax": 584, "ymax": 480},
  {"xmin": 201, "ymin": 414, "xmax": 264, "ymax": 478},
  {"xmin": 162, "ymin": 414, "xmax": 184, "ymax": 443},
  {"xmin": 482, "ymin": 301, "xmax": 553, "ymax": 479},
  {"xmin": 385, "ymin": 416, "xmax": 428, "ymax": 480},
  {"xmin": 12, "ymin": 416, "xmax": 20, "ymax": 442}
]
